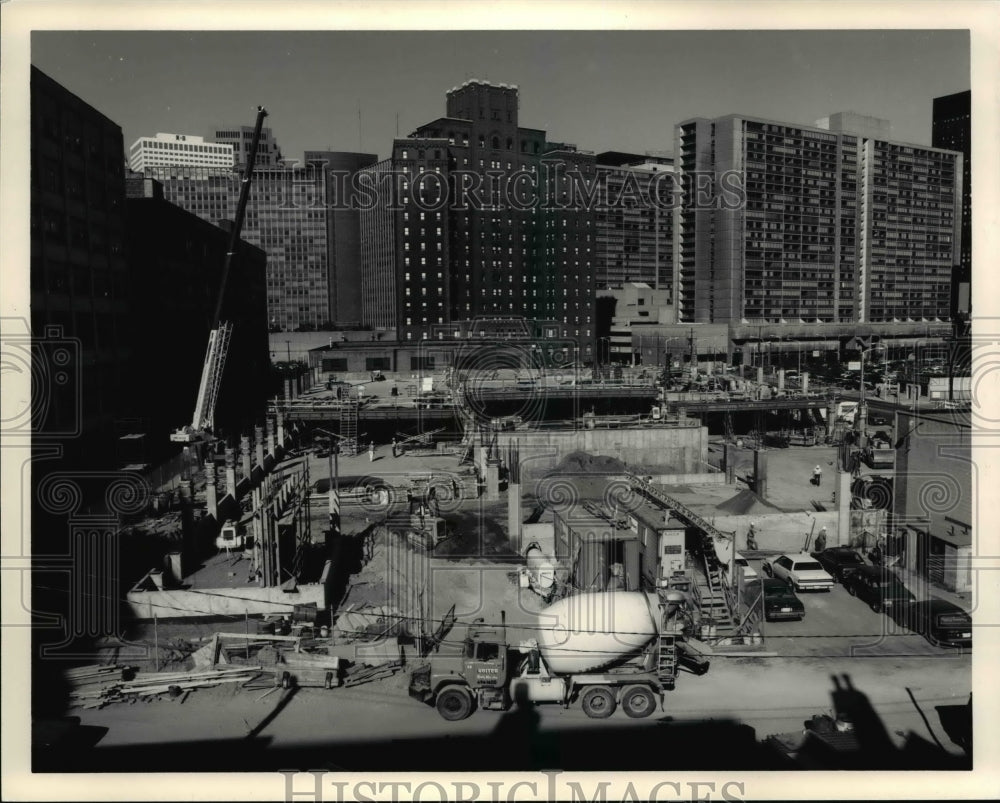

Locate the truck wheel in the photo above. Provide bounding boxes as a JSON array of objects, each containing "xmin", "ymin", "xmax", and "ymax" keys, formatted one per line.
[
  {"xmin": 436, "ymin": 687, "xmax": 474, "ymax": 721},
  {"xmin": 581, "ymin": 686, "xmax": 617, "ymax": 719},
  {"xmin": 621, "ymin": 686, "xmax": 656, "ymax": 719}
]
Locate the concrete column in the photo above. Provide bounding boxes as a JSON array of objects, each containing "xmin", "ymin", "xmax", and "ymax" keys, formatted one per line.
[
  {"xmin": 756, "ymin": 366, "xmax": 764, "ymax": 386},
  {"xmin": 178, "ymin": 479, "xmax": 194, "ymax": 560},
  {"xmin": 753, "ymin": 449, "xmax": 767, "ymax": 500},
  {"xmin": 224, "ymin": 447, "xmax": 237, "ymax": 498},
  {"xmin": 486, "ymin": 461, "xmax": 500, "ymax": 501},
  {"xmin": 837, "ymin": 470, "xmax": 852, "ymax": 547},
  {"xmin": 507, "ymin": 484, "xmax": 522, "ymax": 551},
  {"xmin": 801, "ymin": 372, "xmax": 809, "ymax": 394},
  {"xmin": 254, "ymin": 425, "xmax": 265, "ymax": 468},
  {"xmin": 290, "ymin": 378, "xmax": 298, "ymax": 401},
  {"xmin": 165, "ymin": 552, "xmax": 183, "ymax": 586},
  {"xmin": 204, "ymin": 460, "xmax": 218, "ymax": 519},
  {"xmin": 284, "ymin": 378, "xmax": 292, "ymax": 400},
  {"xmin": 240, "ymin": 435, "xmax": 252, "ymax": 479},
  {"xmin": 723, "ymin": 443, "xmax": 736, "ymax": 484},
  {"xmin": 777, "ymin": 369, "xmax": 785, "ymax": 391},
  {"xmin": 826, "ymin": 403, "xmax": 837, "ymax": 438},
  {"xmin": 266, "ymin": 418, "xmax": 276, "ymax": 457},
  {"xmin": 277, "ymin": 413, "xmax": 285, "ymax": 449}
]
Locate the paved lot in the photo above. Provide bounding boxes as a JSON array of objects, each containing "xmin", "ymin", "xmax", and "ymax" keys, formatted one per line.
[{"xmin": 741, "ymin": 558, "xmax": 970, "ymax": 659}]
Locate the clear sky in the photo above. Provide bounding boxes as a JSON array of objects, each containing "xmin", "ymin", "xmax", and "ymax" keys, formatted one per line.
[{"xmin": 31, "ymin": 29, "xmax": 969, "ymax": 163}]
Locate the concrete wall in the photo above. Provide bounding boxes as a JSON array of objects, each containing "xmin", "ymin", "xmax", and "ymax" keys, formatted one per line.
[
  {"xmin": 708, "ymin": 510, "xmax": 841, "ymax": 555},
  {"xmin": 126, "ymin": 584, "xmax": 325, "ymax": 620},
  {"xmin": 495, "ymin": 425, "xmax": 707, "ymax": 479}
]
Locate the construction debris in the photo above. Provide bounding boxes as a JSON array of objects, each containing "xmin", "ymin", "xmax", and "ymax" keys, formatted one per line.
[{"xmin": 67, "ymin": 665, "xmax": 263, "ymax": 709}]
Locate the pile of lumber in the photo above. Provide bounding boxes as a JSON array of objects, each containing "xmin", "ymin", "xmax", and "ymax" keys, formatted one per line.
[
  {"xmin": 342, "ymin": 660, "xmax": 403, "ymax": 688},
  {"xmin": 68, "ymin": 665, "xmax": 262, "ymax": 709},
  {"xmin": 64, "ymin": 664, "xmax": 129, "ymax": 687}
]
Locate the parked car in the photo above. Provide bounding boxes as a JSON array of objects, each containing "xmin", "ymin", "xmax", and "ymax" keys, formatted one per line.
[
  {"xmin": 842, "ymin": 566, "xmax": 915, "ymax": 613},
  {"xmin": 733, "ymin": 552, "xmax": 759, "ymax": 581},
  {"xmin": 758, "ymin": 578, "xmax": 805, "ymax": 622},
  {"xmin": 762, "ymin": 553, "xmax": 834, "ymax": 592},
  {"xmin": 810, "ymin": 547, "xmax": 866, "ymax": 584},
  {"xmin": 891, "ymin": 598, "xmax": 972, "ymax": 648}
]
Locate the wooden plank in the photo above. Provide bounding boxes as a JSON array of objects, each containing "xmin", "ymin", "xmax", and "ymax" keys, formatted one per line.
[{"xmin": 216, "ymin": 632, "xmax": 302, "ymax": 643}]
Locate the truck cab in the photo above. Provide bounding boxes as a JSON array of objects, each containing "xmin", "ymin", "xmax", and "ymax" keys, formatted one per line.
[{"xmin": 409, "ymin": 619, "xmax": 510, "ymax": 720}]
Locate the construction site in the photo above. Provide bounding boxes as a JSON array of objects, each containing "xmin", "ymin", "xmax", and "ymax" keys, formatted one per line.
[{"xmin": 36, "ymin": 109, "xmax": 973, "ymax": 774}]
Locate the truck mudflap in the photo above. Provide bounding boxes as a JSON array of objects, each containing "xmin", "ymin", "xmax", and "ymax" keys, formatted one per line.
[{"xmin": 408, "ymin": 665, "xmax": 434, "ymax": 704}]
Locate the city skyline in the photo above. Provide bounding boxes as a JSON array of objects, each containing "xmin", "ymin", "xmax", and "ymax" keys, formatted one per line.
[{"xmin": 31, "ymin": 30, "xmax": 969, "ymax": 165}]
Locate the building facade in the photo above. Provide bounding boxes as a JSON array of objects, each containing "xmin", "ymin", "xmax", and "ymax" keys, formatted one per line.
[
  {"xmin": 932, "ymin": 90, "xmax": 971, "ymax": 317},
  {"xmin": 124, "ymin": 177, "xmax": 270, "ymax": 449},
  {"xmin": 128, "ymin": 132, "xmax": 233, "ymax": 174},
  {"xmin": 893, "ymin": 409, "xmax": 972, "ymax": 592},
  {"xmin": 359, "ymin": 80, "xmax": 598, "ymax": 359},
  {"xmin": 30, "ymin": 66, "xmax": 131, "ymax": 471},
  {"xmin": 213, "ymin": 124, "xmax": 284, "ymax": 168},
  {"xmin": 306, "ymin": 150, "xmax": 379, "ymax": 325},
  {"xmin": 674, "ymin": 114, "xmax": 962, "ymax": 326},
  {"xmin": 597, "ymin": 282, "xmax": 674, "ymax": 364},
  {"xmin": 145, "ymin": 149, "xmax": 375, "ymax": 331},
  {"xmin": 594, "ymin": 151, "xmax": 674, "ymax": 291}
]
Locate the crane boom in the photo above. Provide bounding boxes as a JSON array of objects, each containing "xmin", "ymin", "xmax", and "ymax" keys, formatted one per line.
[{"xmin": 171, "ymin": 106, "xmax": 268, "ymax": 444}]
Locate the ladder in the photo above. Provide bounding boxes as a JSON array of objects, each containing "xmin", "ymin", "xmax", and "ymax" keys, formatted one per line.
[
  {"xmin": 656, "ymin": 633, "xmax": 678, "ymax": 688},
  {"xmin": 339, "ymin": 400, "xmax": 359, "ymax": 456}
]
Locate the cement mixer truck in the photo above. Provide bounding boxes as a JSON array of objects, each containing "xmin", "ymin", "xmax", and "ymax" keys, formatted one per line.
[{"xmin": 409, "ymin": 591, "xmax": 710, "ymax": 721}]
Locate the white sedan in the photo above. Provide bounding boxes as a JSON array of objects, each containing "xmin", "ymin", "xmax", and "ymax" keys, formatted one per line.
[{"xmin": 762, "ymin": 553, "xmax": 834, "ymax": 592}]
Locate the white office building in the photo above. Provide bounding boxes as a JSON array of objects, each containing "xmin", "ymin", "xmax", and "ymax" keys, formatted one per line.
[{"xmin": 128, "ymin": 133, "xmax": 234, "ymax": 174}]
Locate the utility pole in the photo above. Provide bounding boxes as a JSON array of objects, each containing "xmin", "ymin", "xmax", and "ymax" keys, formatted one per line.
[{"xmin": 689, "ymin": 326, "xmax": 696, "ymax": 377}]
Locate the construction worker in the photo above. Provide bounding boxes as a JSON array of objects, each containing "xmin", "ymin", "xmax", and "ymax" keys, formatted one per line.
[
  {"xmin": 368, "ymin": 441, "xmax": 375, "ymax": 462},
  {"xmin": 815, "ymin": 527, "xmax": 828, "ymax": 553},
  {"xmin": 813, "ymin": 464, "xmax": 822, "ymax": 486},
  {"xmin": 391, "ymin": 438, "xmax": 398, "ymax": 458}
]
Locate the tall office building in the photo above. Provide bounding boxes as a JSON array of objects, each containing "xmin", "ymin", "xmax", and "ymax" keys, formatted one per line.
[
  {"xmin": 128, "ymin": 132, "xmax": 233, "ymax": 174},
  {"xmin": 359, "ymin": 158, "xmax": 397, "ymax": 330},
  {"xmin": 30, "ymin": 66, "xmax": 130, "ymax": 471},
  {"xmin": 214, "ymin": 123, "xmax": 284, "ymax": 168},
  {"xmin": 932, "ymin": 90, "xmax": 971, "ymax": 316},
  {"xmin": 594, "ymin": 151, "xmax": 674, "ymax": 292},
  {"xmin": 145, "ymin": 149, "xmax": 376, "ymax": 331},
  {"xmin": 307, "ymin": 151, "xmax": 380, "ymax": 325},
  {"xmin": 674, "ymin": 114, "xmax": 962, "ymax": 325},
  {"xmin": 359, "ymin": 80, "xmax": 597, "ymax": 357}
]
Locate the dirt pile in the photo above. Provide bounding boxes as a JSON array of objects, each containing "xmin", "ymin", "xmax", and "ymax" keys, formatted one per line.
[{"xmin": 554, "ymin": 451, "xmax": 627, "ymax": 475}]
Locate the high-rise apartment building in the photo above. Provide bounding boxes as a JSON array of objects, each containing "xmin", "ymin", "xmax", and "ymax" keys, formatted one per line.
[
  {"xmin": 145, "ymin": 148, "xmax": 376, "ymax": 331},
  {"xmin": 359, "ymin": 80, "xmax": 597, "ymax": 357},
  {"xmin": 674, "ymin": 114, "xmax": 962, "ymax": 325},
  {"xmin": 932, "ymin": 90, "xmax": 971, "ymax": 316},
  {"xmin": 594, "ymin": 151, "xmax": 674, "ymax": 292},
  {"xmin": 214, "ymin": 124, "xmax": 284, "ymax": 168},
  {"xmin": 128, "ymin": 132, "xmax": 233, "ymax": 174}
]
